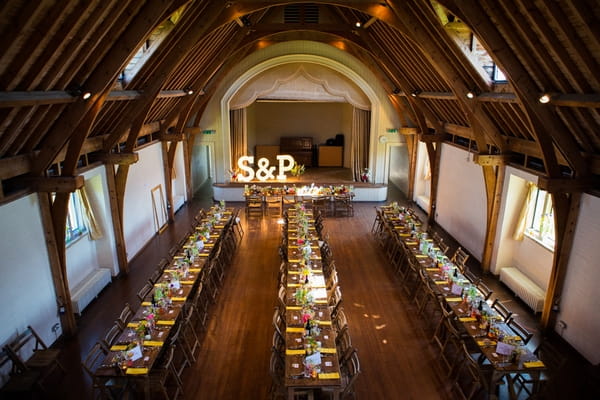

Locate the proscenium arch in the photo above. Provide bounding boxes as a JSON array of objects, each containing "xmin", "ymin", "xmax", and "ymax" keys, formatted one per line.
[{"xmin": 220, "ymin": 53, "xmax": 382, "ymax": 183}]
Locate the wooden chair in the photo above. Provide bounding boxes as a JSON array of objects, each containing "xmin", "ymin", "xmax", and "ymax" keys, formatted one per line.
[
  {"xmin": 4, "ymin": 325, "xmax": 66, "ymax": 392},
  {"xmin": 323, "ymin": 351, "xmax": 360, "ymax": 400},
  {"xmin": 101, "ymin": 322, "xmax": 123, "ymax": 350},
  {"xmin": 148, "ymin": 267, "xmax": 163, "ymax": 285},
  {"xmin": 312, "ymin": 195, "xmax": 330, "ymax": 217},
  {"xmin": 181, "ymin": 304, "xmax": 201, "ymax": 363},
  {"xmin": 265, "ymin": 195, "xmax": 283, "ymax": 217},
  {"xmin": 490, "ymin": 298, "xmax": 513, "ymax": 322},
  {"xmin": 157, "ymin": 257, "xmax": 170, "ymax": 272},
  {"xmin": 268, "ymin": 351, "xmax": 314, "ymax": 400},
  {"xmin": 81, "ymin": 342, "xmax": 127, "ymax": 400},
  {"xmin": 514, "ymin": 338, "xmax": 566, "ymax": 398},
  {"xmin": 232, "ymin": 207, "xmax": 244, "ymax": 241},
  {"xmin": 328, "ymin": 286, "xmax": 343, "ymax": 320},
  {"xmin": 476, "ymin": 280, "xmax": 493, "ymax": 301},
  {"xmin": 116, "ymin": 303, "xmax": 135, "ymax": 330},
  {"xmin": 452, "ymin": 341, "xmax": 490, "ymax": 400},
  {"xmin": 143, "ymin": 345, "xmax": 182, "ymax": 400},
  {"xmin": 136, "ymin": 282, "xmax": 153, "ymax": 303},
  {"xmin": 0, "ymin": 348, "xmax": 43, "ymax": 396},
  {"xmin": 438, "ymin": 241, "xmax": 450, "ymax": 255},
  {"xmin": 245, "ymin": 194, "xmax": 264, "ymax": 218},
  {"xmin": 333, "ymin": 193, "xmax": 353, "ymax": 217},
  {"xmin": 508, "ymin": 318, "xmax": 534, "ymax": 345},
  {"xmin": 272, "ymin": 308, "xmax": 286, "ymax": 342},
  {"xmin": 451, "ymin": 246, "xmax": 470, "ymax": 266}
]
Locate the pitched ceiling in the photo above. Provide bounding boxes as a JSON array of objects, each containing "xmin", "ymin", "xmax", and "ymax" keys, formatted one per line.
[{"xmin": 0, "ymin": 0, "xmax": 598, "ymax": 200}]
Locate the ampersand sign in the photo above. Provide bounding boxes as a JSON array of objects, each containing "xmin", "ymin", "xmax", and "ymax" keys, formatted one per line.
[{"xmin": 255, "ymin": 157, "xmax": 276, "ymax": 181}]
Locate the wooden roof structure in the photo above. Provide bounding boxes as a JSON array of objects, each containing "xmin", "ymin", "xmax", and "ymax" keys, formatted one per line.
[{"xmin": 0, "ymin": 0, "xmax": 598, "ymax": 333}]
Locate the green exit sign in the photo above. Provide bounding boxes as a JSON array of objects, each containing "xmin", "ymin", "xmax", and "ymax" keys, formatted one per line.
[
  {"xmin": 386, "ymin": 128, "xmax": 398, "ymax": 133},
  {"xmin": 202, "ymin": 129, "xmax": 216, "ymax": 135}
]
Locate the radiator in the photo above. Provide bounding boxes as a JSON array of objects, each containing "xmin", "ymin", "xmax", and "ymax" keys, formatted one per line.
[
  {"xmin": 71, "ymin": 268, "xmax": 112, "ymax": 315},
  {"xmin": 499, "ymin": 267, "xmax": 545, "ymax": 312}
]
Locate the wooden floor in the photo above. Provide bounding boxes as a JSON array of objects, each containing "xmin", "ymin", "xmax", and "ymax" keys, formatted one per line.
[{"xmin": 38, "ymin": 186, "xmax": 598, "ymax": 400}]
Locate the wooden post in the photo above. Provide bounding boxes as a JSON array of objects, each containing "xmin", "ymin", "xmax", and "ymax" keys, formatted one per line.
[
  {"xmin": 37, "ymin": 193, "xmax": 77, "ymax": 336},
  {"xmin": 480, "ymin": 164, "xmax": 505, "ymax": 273},
  {"xmin": 105, "ymin": 164, "xmax": 129, "ymax": 274},
  {"xmin": 541, "ymin": 191, "xmax": 581, "ymax": 331},
  {"xmin": 161, "ymin": 140, "xmax": 176, "ymax": 222}
]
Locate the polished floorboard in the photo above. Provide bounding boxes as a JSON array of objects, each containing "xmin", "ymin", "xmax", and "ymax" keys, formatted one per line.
[{"xmin": 39, "ymin": 186, "xmax": 597, "ymax": 400}]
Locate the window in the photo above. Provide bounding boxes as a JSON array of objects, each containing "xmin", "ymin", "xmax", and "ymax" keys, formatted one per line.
[
  {"xmin": 65, "ymin": 191, "xmax": 88, "ymax": 244},
  {"xmin": 525, "ymin": 187, "xmax": 555, "ymax": 249}
]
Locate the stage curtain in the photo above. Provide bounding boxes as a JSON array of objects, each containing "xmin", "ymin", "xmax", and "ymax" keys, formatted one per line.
[
  {"xmin": 351, "ymin": 107, "xmax": 371, "ymax": 181},
  {"xmin": 230, "ymin": 108, "xmax": 247, "ymax": 170}
]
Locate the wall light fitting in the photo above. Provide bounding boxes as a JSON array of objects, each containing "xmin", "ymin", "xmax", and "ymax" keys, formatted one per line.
[{"xmin": 539, "ymin": 93, "xmax": 551, "ymax": 104}]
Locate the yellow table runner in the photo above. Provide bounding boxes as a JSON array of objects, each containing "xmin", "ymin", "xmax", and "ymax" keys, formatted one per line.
[
  {"xmin": 143, "ymin": 340, "xmax": 164, "ymax": 347},
  {"xmin": 157, "ymin": 320, "xmax": 175, "ymax": 326},
  {"xmin": 319, "ymin": 348, "xmax": 336, "ymax": 354},
  {"xmin": 110, "ymin": 345, "xmax": 127, "ymax": 351},
  {"xmin": 319, "ymin": 372, "xmax": 340, "ymax": 379},
  {"xmin": 286, "ymin": 349, "xmax": 305, "ymax": 355},
  {"xmin": 459, "ymin": 317, "xmax": 477, "ymax": 322},
  {"xmin": 524, "ymin": 360, "xmax": 545, "ymax": 368},
  {"xmin": 126, "ymin": 368, "xmax": 148, "ymax": 375}
]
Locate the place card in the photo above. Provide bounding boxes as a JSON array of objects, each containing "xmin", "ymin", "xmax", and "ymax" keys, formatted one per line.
[
  {"xmin": 496, "ymin": 341, "xmax": 515, "ymax": 356},
  {"xmin": 451, "ymin": 283, "xmax": 463, "ymax": 295}
]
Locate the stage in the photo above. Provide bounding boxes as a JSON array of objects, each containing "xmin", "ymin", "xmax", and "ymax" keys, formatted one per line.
[{"xmin": 213, "ymin": 167, "xmax": 388, "ymax": 202}]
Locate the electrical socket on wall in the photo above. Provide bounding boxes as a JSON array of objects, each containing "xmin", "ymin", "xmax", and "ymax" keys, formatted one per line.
[{"xmin": 558, "ymin": 320, "xmax": 567, "ymax": 330}]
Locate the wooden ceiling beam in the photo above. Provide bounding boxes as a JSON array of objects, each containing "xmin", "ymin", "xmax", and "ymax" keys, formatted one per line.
[
  {"xmin": 31, "ymin": 0, "xmax": 175, "ymax": 175},
  {"xmin": 473, "ymin": 153, "xmax": 514, "ymax": 166},
  {"xmin": 538, "ymin": 0, "xmax": 600, "ymax": 89},
  {"xmin": 454, "ymin": 0, "xmax": 587, "ymax": 176},
  {"xmin": 5, "ymin": 89, "xmax": 598, "ymax": 109},
  {"xmin": 102, "ymin": 1, "xmax": 226, "ymax": 152},
  {"xmin": 96, "ymin": 152, "xmax": 139, "ymax": 165},
  {"xmin": 22, "ymin": 175, "xmax": 84, "ymax": 193},
  {"xmin": 386, "ymin": 0, "xmax": 507, "ymax": 151},
  {"xmin": 538, "ymin": 176, "xmax": 600, "ymax": 193},
  {"xmin": 418, "ymin": 133, "xmax": 448, "ymax": 143}
]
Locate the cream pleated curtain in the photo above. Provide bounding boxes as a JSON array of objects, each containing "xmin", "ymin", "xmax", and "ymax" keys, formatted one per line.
[
  {"xmin": 351, "ymin": 107, "xmax": 371, "ymax": 181},
  {"xmin": 229, "ymin": 108, "xmax": 247, "ymax": 170},
  {"xmin": 513, "ymin": 182, "xmax": 535, "ymax": 240},
  {"xmin": 78, "ymin": 185, "xmax": 103, "ymax": 240}
]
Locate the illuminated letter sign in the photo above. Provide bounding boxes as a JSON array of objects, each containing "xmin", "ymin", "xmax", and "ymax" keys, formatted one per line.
[
  {"xmin": 236, "ymin": 155, "xmax": 296, "ymax": 182},
  {"xmin": 276, "ymin": 155, "xmax": 294, "ymax": 180}
]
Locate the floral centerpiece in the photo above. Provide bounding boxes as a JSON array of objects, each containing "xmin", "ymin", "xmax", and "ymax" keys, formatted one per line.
[
  {"xmin": 301, "ymin": 242, "xmax": 313, "ymax": 264},
  {"xmin": 290, "ymin": 162, "xmax": 305, "ymax": 177},
  {"xmin": 294, "ymin": 287, "xmax": 314, "ymax": 307}
]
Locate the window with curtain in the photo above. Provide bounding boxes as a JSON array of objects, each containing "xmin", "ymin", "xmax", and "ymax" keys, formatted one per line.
[
  {"xmin": 65, "ymin": 191, "xmax": 88, "ymax": 245},
  {"xmin": 525, "ymin": 187, "xmax": 555, "ymax": 249}
]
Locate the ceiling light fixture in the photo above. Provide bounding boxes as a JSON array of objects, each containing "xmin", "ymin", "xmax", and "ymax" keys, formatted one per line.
[
  {"xmin": 411, "ymin": 89, "xmax": 421, "ymax": 97},
  {"xmin": 466, "ymin": 91, "xmax": 475, "ymax": 99},
  {"xmin": 538, "ymin": 93, "xmax": 551, "ymax": 104},
  {"xmin": 82, "ymin": 91, "xmax": 91, "ymax": 100},
  {"xmin": 185, "ymin": 88, "xmax": 194, "ymax": 95},
  {"xmin": 355, "ymin": 21, "xmax": 362, "ymax": 28}
]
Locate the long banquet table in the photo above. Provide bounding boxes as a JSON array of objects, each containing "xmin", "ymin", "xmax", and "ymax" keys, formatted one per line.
[
  {"xmin": 92, "ymin": 207, "xmax": 233, "ymax": 398},
  {"xmin": 281, "ymin": 208, "xmax": 342, "ymax": 399},
  {"xmin": 379, "ymin": 205, "xmax": 546, "ymax": 400}
]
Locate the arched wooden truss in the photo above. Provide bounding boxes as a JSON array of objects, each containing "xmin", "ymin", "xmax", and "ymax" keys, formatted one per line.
[{"xmin": 0, "ymin": 0, "xmax": 598, "ymax": 334}]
